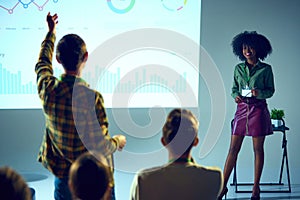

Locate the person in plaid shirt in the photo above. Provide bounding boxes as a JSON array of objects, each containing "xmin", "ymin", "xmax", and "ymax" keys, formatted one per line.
[{"xmin": 35, "ymin": 13, "xmax": 126, "ymax": 200}]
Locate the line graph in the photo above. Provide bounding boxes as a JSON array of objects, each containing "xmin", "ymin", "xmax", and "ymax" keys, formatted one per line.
[{"xmin": 0, "ymin": 0, "xmax": 58, "ymax": 14}]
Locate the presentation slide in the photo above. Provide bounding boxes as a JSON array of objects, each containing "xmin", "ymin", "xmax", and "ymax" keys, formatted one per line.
[{"xmin": 0, "ymin": 0, "xmax": 201, "ymax": 109}]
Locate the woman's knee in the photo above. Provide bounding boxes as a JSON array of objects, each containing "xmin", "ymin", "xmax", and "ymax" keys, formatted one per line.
[{"xmin": 228, "ymin": 146, "xmax": 241, "ymax": 156}]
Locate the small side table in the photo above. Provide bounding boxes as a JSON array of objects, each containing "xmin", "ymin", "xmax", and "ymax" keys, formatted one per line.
[{"xmin": 230, "ymin": 119, "xmax": 292, "ymax": 193}]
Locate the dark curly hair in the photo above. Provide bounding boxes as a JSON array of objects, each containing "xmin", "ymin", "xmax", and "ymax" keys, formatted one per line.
[{"xmin": 231, "ymin": 31, "xmax": 272, "ymax": 61}]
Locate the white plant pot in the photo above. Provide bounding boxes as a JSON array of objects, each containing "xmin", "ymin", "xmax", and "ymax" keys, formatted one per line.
[{"xmin": 271, "ymin": 119, "xmax": 282, "ymax": 127}]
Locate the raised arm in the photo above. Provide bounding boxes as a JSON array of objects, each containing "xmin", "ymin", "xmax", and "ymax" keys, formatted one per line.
[{"xmin": 46, "ymin": 12, "xmax": 58, "ymax": 34}]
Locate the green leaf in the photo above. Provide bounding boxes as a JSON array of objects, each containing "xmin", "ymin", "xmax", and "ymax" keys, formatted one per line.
[{"xmin": 270, "ymin": 108, "xmax": 285, "ymax": 119}]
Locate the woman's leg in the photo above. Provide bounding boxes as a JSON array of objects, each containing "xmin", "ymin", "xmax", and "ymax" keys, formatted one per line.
[
  {"xmin": 222, "ymin": 135, "xmax": 244, "ymax": 190},
  {"xmin": 252, "ymin": 136, "xmax": 266, "ymax": 196}
]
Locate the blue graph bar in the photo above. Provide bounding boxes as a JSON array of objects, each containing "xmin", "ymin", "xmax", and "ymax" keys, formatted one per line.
[
  {"xmin": 3, "ymin": 67, "xmax": 7, "ymax": 94},
  {"xmin": 0, "ymin": 64, "xmax": 2, "ymax": 94},
  {"xmin": 17, "ymin": 71, "xmax": 21, "ymax": 94}
]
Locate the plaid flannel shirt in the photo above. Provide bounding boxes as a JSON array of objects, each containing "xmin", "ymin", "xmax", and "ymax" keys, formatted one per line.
[{"xmin": 35, "ymin": 32, "xmax": 119, "ymax": 179}]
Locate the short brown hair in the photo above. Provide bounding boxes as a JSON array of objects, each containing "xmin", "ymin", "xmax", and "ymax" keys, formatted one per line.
[
  {"xmin": 56, "ymin": 34, "xmax": 87, "ymax": 72},
  {"xmin": 162, "ymin": 109, "xmax": 199, "ymax": 156}
]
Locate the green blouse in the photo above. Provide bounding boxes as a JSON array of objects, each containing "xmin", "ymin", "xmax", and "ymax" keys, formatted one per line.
[{"xmin": 231, "ymin": 61, "xmax": 275, "ymax": 100}]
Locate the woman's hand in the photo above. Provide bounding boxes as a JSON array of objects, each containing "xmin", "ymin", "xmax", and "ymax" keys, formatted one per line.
[
  {"xmin": 251, "ymin": 88, "xmax": 259, "ymax": 97},
  {"xmin": 235, "ymin": 96, "xmax": 243, "ymax": 103}
]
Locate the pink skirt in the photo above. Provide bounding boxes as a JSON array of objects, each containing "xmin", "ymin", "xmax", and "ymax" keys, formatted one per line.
[{"xmin": 232, "ymin": 97, "xmax": 273, "ymax": 137}]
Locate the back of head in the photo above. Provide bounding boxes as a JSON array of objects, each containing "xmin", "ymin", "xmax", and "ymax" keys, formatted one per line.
[
  {"xmin": 162, "ymin": 108, "xmax": 199, "ymax": 156},
  {"xmin": 56, "ymin": 34, "xmax": 87, "ymax": 72},
  {"xmin": 0, "ymin": 166, "xmax": 31, "ymax": 200},
  {"xmin": 69, "ymin": 152, "xmax": 110, "ymax": 200}
]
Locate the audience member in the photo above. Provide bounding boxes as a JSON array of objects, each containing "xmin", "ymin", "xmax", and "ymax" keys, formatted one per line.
[
  {"xmin": 0, "ymin": 166, "xmax": 32, "ymax": 200},
  {"xmin": 130, "ymin": 108, "xmax": 223, "ymax": 200},
  {"xmin": 69, "ymin": 152, "xmax": 112, "ymax": 200}
]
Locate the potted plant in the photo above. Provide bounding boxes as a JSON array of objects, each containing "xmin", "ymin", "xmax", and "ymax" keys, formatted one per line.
[{"xmin": 270, "ymin": 108, "xmax": 285, "ymax": 127}]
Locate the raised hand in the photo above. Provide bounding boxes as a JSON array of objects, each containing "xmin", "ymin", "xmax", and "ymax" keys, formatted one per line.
[{"xmin": 46, "ymin": 12, "xmax": 58, "ymax": 34}]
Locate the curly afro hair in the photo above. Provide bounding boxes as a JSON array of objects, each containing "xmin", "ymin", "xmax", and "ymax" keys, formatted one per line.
[{"xmin": 231, "ymin": 31, "xmax": 272, "ymax": 61}]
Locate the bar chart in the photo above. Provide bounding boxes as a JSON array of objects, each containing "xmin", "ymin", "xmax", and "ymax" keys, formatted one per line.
[
  {"xmin": 0, "ymin": 64, "xmax": 36, "ymax": 95},
  {"xmin": 0, "ymin": 63, "xmax": 188, "ymax": 95},
  {"xmin": 84, "ymin": 66, "xmax": 187, "ymax": 94}
]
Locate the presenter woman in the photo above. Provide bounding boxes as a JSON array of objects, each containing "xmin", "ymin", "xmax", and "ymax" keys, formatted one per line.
[{"xmin": 218, "ymin": 31, "xmax": 275, "ymax": 200}]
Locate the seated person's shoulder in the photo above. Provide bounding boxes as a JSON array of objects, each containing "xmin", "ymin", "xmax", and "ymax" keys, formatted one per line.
[
  {"xmin": 196, "ymin": 164, "xmax": 222, "ymax": 172},
  {"xmin": 183, "ymin": 163, "xmax": 223, "ymax": 181},
  {"xmin": 193, "ymin": 164, "xmax": 222, "ymax": 174},
  {"xmin": 137, "ymin": 165, "xmax": 165, "ymax": 177}
]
